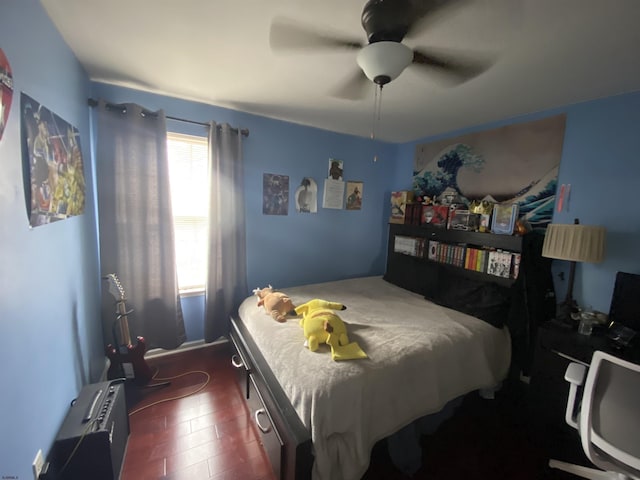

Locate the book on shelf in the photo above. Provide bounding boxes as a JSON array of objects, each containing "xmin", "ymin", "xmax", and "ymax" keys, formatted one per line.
[
  {"xmin": 415, "ymin": 237, "xmax": 426, "ymax": 258},
  {"xmin": 401, "ymin": 203, "xmax": 421, "ymax": 225},
  {"xmin": 394, "ymin": 236, "xmax": 417, "ymax": 256},
  {"xmin": 476, "ymin": 249, "xmax": 489, "ymax": 273},
  {"xmin": 463, "ymin": 247, "xmax": 492, "ymax": 273},
  {"xmin": 487, "ymin": 250, "xmax": 513, "ymax": 278},
  {"xmin": 465, "ymin": 247, "xmax": 476, "ymax": 270},
  {"xmin": 426, "ymin": 241, "xmax": 467, "ymax": 268},
  {"xmin": 468, "ymin": 248, "xmax": 476, "ymax": 270},
  {"xmin": 512, "ymin": 253, "xmax": 522, "ymax": 279},
  {"xmin": 454, "ymin": 244, "xmax": 466, "ymax": 267},
  {"xmin": 394, "ymin": 236, "xmax": 429, "ymax": 258},
  {"xmin": 428, "ymin": 240, "xmax": 439, "ymax": 261},
  {"xmin": 390, "ymin": 191, "xmax": 414, "ymax": 224}
]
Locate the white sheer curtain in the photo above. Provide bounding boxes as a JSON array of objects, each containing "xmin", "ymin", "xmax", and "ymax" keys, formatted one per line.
[
  {"xmin": 204, "ymin": 122, "xmax": 247, "ymax": 342},
  {"xmin": 95, "ymin": 100, "xmax": 186, "ymax": 350}
]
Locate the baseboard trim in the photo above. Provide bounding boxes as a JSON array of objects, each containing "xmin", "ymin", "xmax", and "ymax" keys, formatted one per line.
[{"xmin": 145, "ymin": 337, "xmax": 228, "ymax": 359}]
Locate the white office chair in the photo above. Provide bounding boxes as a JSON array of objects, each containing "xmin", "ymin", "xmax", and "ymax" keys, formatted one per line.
[{"xmin": 549, "ymin": 350, "xmax": 640, "ymax": 479}]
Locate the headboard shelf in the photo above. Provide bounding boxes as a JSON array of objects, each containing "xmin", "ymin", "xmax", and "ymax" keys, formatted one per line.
[
  {"xmin": 384, "ymin": 221, "xmax": 553, "ymax": 377},
  {"xmin": 436, "ymin": 261, "xmax": 517, "ymax": 287},
  {"xmin": 390, "ymin": 223, "xmax": 523, "ymax": 252},
  {"xmin": 385, "ymin": 223, "xmax": 524, "ymax": 293}
]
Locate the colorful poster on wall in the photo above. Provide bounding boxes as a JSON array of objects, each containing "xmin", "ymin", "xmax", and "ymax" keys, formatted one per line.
[
  {"xmin": 262, "ymin": 173, "xmax": 289, "ymax": 215},
  {"xmin": 0, "ymin": 48, "xmax": 13, "ymax": 141},
  {"xmin": 21, "ymin": 93, "xmax": 86, "ymax": 227},
  {"xmin": 413, "ymin": 114, "xmax": 566, "ymax": 230}
]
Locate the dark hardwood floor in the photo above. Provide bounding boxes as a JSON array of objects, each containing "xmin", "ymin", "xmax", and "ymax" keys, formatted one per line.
[
  {"xmin": 121, "ymin": 343, "xmax": 581, "ymax": 480},
  {"xmin": 121, "ymin": 343, "xmax": 276, "ymax": 480}
]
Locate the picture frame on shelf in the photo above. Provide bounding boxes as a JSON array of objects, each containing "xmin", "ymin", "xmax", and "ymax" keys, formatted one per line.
[
  {"xmin": 421, "ymin": 204, "xmax": 448, "ymax": 227},
  {"xmin": 389, "ymin": 191, "xmax": 414, "ymax": 224},
  {"xmin": 491, "ymin": 203, "xmax": 519, "ymax": 235}
]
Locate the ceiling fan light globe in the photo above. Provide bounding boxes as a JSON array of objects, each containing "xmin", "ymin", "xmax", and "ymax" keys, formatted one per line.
[{"xmin": 356, "ymin": 41, "xmax": 413, "ymax": 84}]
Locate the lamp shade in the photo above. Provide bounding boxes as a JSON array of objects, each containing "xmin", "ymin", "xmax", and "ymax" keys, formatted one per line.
[
  {"xmin": 356, "ymin": 41, "xmax": 413, "ymax": 85},
  {"xmin": 542, "ymin": 223, "xmax": 606, "ymax": 263}
]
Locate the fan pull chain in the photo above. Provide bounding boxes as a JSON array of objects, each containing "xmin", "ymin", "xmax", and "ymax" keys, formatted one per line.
[{"xmin": 370, "ymin": 85, "xmax": 383, "ymax": 162}]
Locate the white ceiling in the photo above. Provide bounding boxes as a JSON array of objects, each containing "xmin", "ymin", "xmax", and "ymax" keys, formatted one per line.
[{"xmin": 40, "ymin": 0, "xmax": 640, "ymax": 143}]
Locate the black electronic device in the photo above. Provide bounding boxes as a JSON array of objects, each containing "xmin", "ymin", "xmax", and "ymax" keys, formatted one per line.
[
  {"xmin": 608, "ymin": 271, "xmax": 640, "ymax": 332},
  {"xmin": 607, "ymin": 322, "xmax": 637, "ymax": 348},
  {"xmin": 49, "ymin": 380, "xmax": 129, "ymax": 480}
]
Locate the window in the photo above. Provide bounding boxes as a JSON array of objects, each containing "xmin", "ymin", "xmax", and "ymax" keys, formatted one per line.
[{"xmin": 167, "ymin": 132, "xmax": 209, "ymax": 293}]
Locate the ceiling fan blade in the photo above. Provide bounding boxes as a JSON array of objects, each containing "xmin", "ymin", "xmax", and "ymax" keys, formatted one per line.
[
  {"xmin": 329, "ymin": 69, "xmax": 371, "ymax": 100},
  {"xmin": 270, "ymin": 17, "xmax": 363, "ymax": 52},
  {"xmin": 412, "ymin": 47, "xmax": 494, "ymax": 85},
  {"xmin": 405, "ymin": 0, "xmax": 471, "ymax": 39}
]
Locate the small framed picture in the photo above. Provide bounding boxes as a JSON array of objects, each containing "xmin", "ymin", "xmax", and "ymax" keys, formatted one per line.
[
  {"xmin": 345, "ymin": 181, "xmax": 362, "ymax": 210},
  {"xmin": 390, "ymin": 191, "xmax": 413, "ymax": 224},
  {"xmin": 491, "ymin": 203, "xmax": 519, "ymax": 235},
  {"xmin": 421, "ymin": 204, "xmax": 448, "ymax": 227},
  {"xmin": 328, "ymin": 158, "xmax": 343, "ymax": 180}
]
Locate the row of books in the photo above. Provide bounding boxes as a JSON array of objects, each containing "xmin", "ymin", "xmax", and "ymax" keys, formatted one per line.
[
  {"xmin": 393, "ymin": 236, "xmax": 521, "ymax": 279},
  {"xmin": 429, "ymin": 241, "xmax": 467, "ymax": 268},
  {"xmin": 393, "ymin": 235, "xmax": 426, "ymax": 257},
  {"xmin": 465, "ymin": 247, "xmax": 521, "ymax": 280}
]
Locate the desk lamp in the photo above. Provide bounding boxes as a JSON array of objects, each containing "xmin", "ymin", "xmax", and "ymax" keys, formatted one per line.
[{"xmin": 542, "ymin": 218, "xmax": 606, "ymax": 323}]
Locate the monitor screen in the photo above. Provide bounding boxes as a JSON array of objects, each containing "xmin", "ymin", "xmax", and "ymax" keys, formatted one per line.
[{"xmin": 608, "ymin": 271, "xmax": 640, "ymax": 332}]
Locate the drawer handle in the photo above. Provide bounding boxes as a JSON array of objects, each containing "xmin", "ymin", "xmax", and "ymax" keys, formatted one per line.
[
  {"xmin": 254, "ymin": 408, "xmax": 271, "ymax": 434},
  {"xmin": 231, "ymin": 354, "xmax": 244, "ymax": 369}
]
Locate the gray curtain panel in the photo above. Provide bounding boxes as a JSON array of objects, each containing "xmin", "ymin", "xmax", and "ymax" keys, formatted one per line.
[
  {"xmin": 96, "ymin": 100, "xmax": 186, "ymax": 350},
  {"xmin": 204, "ymin": 122, "xmax": 248, "ymax": 342}
]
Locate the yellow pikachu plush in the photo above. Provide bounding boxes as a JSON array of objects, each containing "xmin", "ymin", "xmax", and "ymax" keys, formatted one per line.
[{"xmin": 295, "ymin": 299, "xmax": 367, "ymax": 361}]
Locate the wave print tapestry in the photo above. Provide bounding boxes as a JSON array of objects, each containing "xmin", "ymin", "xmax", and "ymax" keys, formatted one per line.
[{"xmin": 413, "ymin": 114, "xmax": 566, "ymax": 231}]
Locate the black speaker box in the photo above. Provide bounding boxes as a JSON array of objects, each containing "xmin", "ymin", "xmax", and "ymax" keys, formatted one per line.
[{"xmin": 50, "ymin": 380, "xmax": 129, "ymax": 480}]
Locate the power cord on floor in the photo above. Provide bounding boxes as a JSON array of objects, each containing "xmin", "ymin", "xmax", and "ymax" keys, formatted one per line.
[{"xmin": 128, "ymin": 366, "xmax": 211, "ymax": 416}]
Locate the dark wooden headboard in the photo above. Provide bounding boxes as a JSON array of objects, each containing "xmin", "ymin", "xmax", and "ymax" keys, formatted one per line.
[{"xmin": 384, "ymin": 223, "xmax": 554, "ymax": 376}]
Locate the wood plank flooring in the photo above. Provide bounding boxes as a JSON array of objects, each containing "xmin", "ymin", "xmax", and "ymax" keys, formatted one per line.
[
  {"xmin": 120, "ymin": 342, "xmax": 578, "ymax": 480},
  {"xmin": 121, "ymin": 343, "xmax": 276, "ymax": 480}
]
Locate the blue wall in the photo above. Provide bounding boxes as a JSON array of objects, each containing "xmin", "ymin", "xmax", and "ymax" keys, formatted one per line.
[
  {"xmin": 0, "ymin": 1, "xmax": 103, "ymax": 478},
  {"xmin": 1, "ymin": 1, "xmax": 639, "ymax": 478},
  {"xmin": 90, "ymin": 83, "xmax": 398, "ymax": 290},
  {"xmin": 90, "ymin": 83, "xmax": 398, "ymax": 340}
]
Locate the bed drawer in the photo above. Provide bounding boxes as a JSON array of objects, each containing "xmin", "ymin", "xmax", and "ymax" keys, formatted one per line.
[
  {"xmin": 230, "ymin": 329, "xmax": 251, "ymax": 399},
  {"xmin": 230, "ymin": 314, "xmax": 313, "ymax": 480},
  {"xmin": 248, "ymin": 374, "xmax": 284, "ymax": 480}
]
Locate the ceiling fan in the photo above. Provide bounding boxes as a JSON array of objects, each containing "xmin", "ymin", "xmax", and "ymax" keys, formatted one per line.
[{"xmin": 270, "ymin": 0, "xmax": 493, "ymax": 100}]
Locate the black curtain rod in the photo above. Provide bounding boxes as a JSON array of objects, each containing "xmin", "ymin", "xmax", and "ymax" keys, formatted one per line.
[{"xmin": 87, "ymin": 98, "xmax": 249, "ymax": 137}]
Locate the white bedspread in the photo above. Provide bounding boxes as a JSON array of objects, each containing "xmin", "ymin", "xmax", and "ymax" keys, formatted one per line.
[{"xmin": 237, "ymin": 276, "xmax": 511, "ymax": 480}]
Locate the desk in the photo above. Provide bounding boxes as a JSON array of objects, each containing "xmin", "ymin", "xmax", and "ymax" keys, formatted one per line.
[{"xmin": 527, "ymin": 320, "xmax": 640, "ymax": 471}]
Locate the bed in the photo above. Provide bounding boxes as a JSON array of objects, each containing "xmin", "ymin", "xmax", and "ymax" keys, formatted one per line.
[{"xmin": 230, "ymin": 275, "xmax": 512, "ymax": 480}]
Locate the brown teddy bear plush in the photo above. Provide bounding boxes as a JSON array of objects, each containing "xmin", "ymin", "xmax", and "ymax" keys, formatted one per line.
[{"xmin": 253, "ymin": 285, "xmax": 296, "ymax": 322}]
